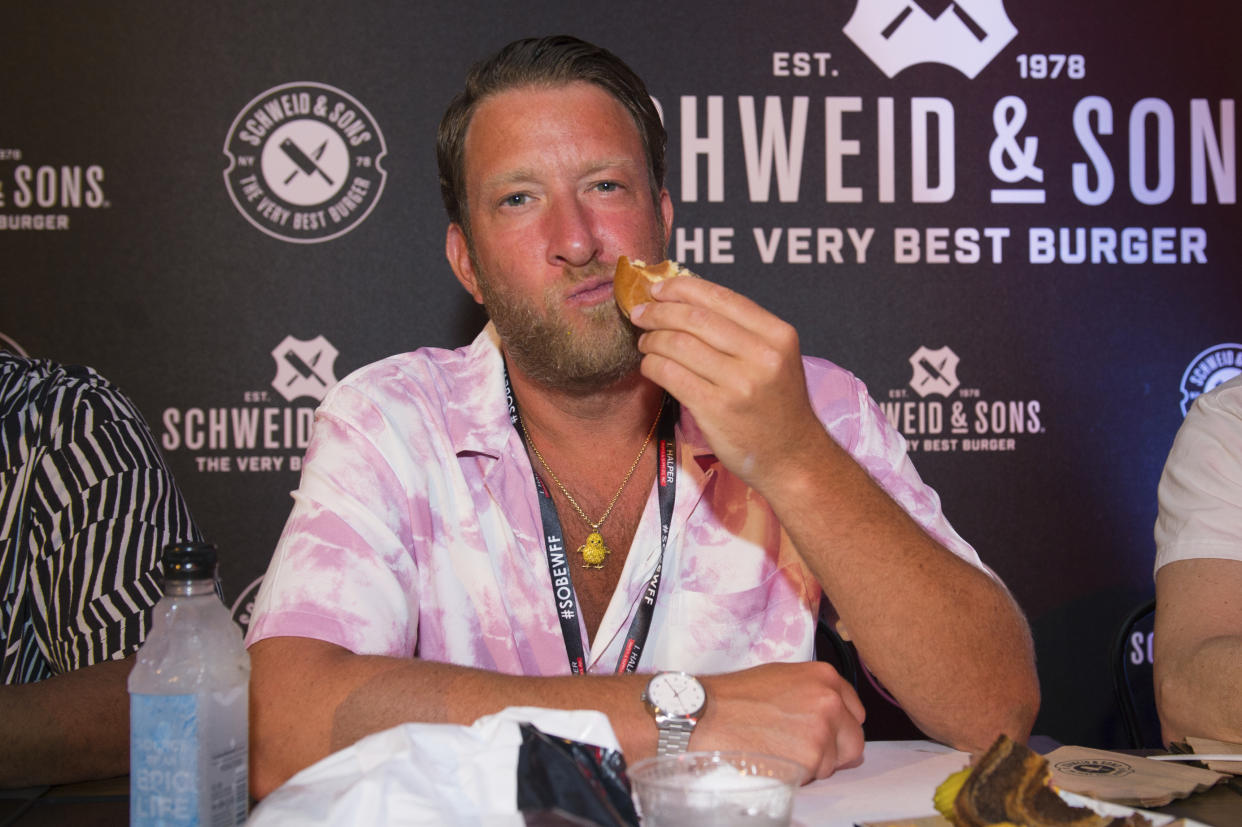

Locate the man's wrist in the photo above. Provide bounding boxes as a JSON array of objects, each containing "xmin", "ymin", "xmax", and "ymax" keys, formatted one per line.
[{"xmin": 643, "ymin": 671, "xmax": 707, "ymax": 755}]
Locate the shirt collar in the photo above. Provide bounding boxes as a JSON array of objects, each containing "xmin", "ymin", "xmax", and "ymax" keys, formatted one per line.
[
  {"xmin": 446, "ymin": 323, "xmax": 718, "ymax": 464},
  {"xmin": 445, "ymin": 323, "xmax": 514, "ymax": 459}
]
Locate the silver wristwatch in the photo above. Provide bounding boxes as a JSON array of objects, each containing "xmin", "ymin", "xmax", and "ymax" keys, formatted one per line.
[{"xmin": 643, "ymin": 671, "xmax": 707, "ymax": 756}]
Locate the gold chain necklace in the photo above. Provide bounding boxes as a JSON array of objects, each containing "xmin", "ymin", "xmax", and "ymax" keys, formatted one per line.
[{"xmin": 519, "ymin": 399, "xmax": 663, "ymax": 569}]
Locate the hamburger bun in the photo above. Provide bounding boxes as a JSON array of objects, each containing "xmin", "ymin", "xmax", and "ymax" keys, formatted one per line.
[
  {"xmin": 940, "ymin": 734, "xmax": 1152, "ymax": 827},
  {"xmin": 613, "ymin": 256, "xmax": 693, "ymax": 318}
]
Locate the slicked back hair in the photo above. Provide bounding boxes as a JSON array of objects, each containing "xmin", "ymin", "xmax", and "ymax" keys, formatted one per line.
[{"xmin": 436, "ymin": 35, "xmax": 667, "ymax": 238}]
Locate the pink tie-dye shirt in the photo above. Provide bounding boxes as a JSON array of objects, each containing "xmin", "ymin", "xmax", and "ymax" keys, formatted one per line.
[{"xmin": 246, "ymin": 325, "xmax": 985, "ymax": 676}]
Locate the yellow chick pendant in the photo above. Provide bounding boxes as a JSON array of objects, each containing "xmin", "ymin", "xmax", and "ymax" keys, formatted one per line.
[{"xmin": 579, "ymin": 531, "xmax": 610, "ymax": 568}]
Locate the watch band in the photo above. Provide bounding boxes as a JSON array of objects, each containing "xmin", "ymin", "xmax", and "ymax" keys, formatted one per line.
[{"xmin": 656, "ymin": 720, "xmax": 695, "ymax": 756}]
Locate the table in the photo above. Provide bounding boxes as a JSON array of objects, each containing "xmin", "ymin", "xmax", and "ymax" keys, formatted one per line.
[
  {"xmin": 3, "ymin": 741, "xmax": 1239, "ymax": 825},
  {"xmin": 0, "ymin": 776, "xmax": 127, "ymax": 826},
  {"xmin": 1154, "ymin": 784, "xmax": 1242, "ymax": 826},
  {"xmin": 792, "ymin": 740, "xmax": 1242, "ymax": 827}
]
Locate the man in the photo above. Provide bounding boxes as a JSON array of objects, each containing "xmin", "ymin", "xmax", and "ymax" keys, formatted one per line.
[
  {"xmin": 1154, "ymin": 374, "xmax": 1242, "ymax": 743},
  {"xmin": 246, "ymin": 35, "xmax": 1038, "ymax": 798},
  {"xmin": 0, "ymin": 352, "xmax": 203, "ymax": 786}
]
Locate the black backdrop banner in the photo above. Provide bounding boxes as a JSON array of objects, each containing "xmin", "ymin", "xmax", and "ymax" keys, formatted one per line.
[{"xmin": 2, "ymin": 0, "xmax": 1239, "ymax": 748}]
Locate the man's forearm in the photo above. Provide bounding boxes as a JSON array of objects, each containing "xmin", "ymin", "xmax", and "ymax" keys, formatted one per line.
[
  {"xmin": 249, "ymin": 637, "xmax": 869, "ymax": 798},
  {"xmin": 1155, "ymin": 560, "xmax": 1242, "ymax": 744},
  {"xmin": 331, "ymin": 656, "xmax": 654, "ymax": 756},
  {"xmin": 249, "ymin": 637, "xmax": 652, "ymax": 798},
  {"xmin": 0, "ymin": 658, "xmax": 133, "ymax": 788},
  {"xmin": 756, "ymin": 430, "xmax": 1040, "ymax": 751},
  {"xmin": 1156, "ymin": 636, "xmax": 1242, "ymax": 744}
]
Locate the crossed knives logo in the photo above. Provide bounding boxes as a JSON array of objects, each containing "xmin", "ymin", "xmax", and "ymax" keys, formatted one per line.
[
  {"xmin": 908, "ymin": 345, "xmax": 961, "ymax": 397},
  {"xmin": 844, "ymin": 0, "xmax": 1017, "ymax": 78},
  {"xmin": 270, "ymin": 334, "xmax": 339, "ymax": 403}
]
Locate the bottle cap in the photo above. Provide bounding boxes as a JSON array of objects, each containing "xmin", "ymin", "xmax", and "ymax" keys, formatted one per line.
[{"xmin": 162, "ymin": 542, "xmax": 218, "ymax": 581}]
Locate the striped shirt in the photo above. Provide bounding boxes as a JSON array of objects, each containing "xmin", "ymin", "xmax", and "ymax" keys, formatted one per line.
[{"xmin": 1, "ymin": 354, "xmax": 202, "ymax": 684}]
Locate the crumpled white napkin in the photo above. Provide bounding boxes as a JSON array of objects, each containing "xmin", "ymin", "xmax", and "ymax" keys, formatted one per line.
[{"xmin": 248, "ymin": 707, "xmax": 622, "ymax": 826}]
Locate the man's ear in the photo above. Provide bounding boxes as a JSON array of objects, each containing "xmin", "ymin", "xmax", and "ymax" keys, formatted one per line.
[
  {"xmin": 659, "ymin": 188, "xmax": 674, "ymax": 249},
  {"xmin": 446, "ymin": 223, "xmax": 484, "ymax": 304}
]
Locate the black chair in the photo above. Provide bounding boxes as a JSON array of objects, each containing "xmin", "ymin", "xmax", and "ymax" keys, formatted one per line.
[
  {"xmin": 815, "ymin": 616, "xmax": 859, "ymax": 689},
  {"xmin": 1112, "ymin": 597, "xmax": 1162, "ymax": 749}
]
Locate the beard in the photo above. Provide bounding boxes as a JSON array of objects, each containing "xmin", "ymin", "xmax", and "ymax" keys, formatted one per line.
[{"xmin": 473, "ymin": 263, "xmax": 643, "ymax": 394}]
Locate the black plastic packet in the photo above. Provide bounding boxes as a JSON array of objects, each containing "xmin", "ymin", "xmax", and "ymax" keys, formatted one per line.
[{"xmin": 516, "ymin": 722, "xmax": 640, "ymax": 827}]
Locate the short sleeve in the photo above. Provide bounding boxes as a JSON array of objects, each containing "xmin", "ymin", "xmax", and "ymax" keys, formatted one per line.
[
  {"xmin": 23, "ymin": 366, "xmax": 202, "ymax": 676},
  {"xmin": 244, "ymin": 382, "xmax": 424, "ymax": 658},
  {"xmin": 805, "ymin": 358, "xmax": 986, "ymax": 571},
  {"xmin": 1154, "ymin": 378, "xmax": 1242, "ymax": 573}
]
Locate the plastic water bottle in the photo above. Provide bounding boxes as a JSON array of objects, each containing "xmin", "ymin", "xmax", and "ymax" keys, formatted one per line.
[{"xmin": 129, "ymin": 543, "xmax": 250, "ymax": 826}]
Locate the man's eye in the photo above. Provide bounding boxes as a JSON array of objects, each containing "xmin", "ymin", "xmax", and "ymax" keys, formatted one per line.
[
  {"xmin": 595, "ymin": 181, "xmax": 620, "ymax": 193},
  {"xmin": 501, "ymin": 193, "xmax": 529, "ymax": 207}
]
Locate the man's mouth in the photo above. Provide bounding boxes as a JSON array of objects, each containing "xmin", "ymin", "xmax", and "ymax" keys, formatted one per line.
[{"xmin": 565, "ymin": 275, "xmax": 615, "ymax": 307}]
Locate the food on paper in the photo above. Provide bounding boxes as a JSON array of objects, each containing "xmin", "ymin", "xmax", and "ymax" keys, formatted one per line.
[
  {"xmin": 613, "ymin": 256, "xmax": 694, "ymax": 318},
  {"xmin": 934, "ymin": 735, "xmax": 1152, "ymax": 826}
]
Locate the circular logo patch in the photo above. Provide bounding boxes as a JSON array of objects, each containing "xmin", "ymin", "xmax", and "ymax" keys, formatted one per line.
[
  {"xmin": 1179, "ymin": 343, "xmax": 1242, "ymax": 415},
  {"xmin": 1053, "ymin": 758, "xmax": 1134, "ymax": 777},
  {"xmin": 230, "ymin": 576, "xmax": 264, "ymax": 633},
  {"xmin": 223, "ymin": 82, "xmax": 387, "ymax": 243}
]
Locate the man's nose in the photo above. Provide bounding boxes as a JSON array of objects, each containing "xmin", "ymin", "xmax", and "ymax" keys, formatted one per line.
[{"xmin": 546, "ymin": 196, "xmax": 601, "ymax": 268}]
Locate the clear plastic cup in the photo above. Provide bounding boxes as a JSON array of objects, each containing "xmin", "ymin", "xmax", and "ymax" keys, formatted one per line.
[{"xmin": 628, "ymin": 751, "xmax": 806, "ymax": 826}]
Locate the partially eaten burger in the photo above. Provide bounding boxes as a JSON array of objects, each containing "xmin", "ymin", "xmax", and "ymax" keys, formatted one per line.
[
  {"xmin": 935, "ymin": 735, "xmax": 1152, "ymax": 827},
  {"xmin": 613, "ymin": 256, "xmax": 694, "ymax": 318}
]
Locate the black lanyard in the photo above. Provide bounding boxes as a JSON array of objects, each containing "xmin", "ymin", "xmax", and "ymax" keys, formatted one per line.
[{"xmin": 503, "ymin": 366, "xmax": 677, "ymax": 674}]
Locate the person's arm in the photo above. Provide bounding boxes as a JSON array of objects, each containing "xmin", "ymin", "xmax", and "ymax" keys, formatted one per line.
[
  {"xmin": 748, "ymin": 421, "xmax": 1037, "ymax": 752},
  {"xmin": 629, "ymin": 275, "xmax": 1039, "ymax": 752},
  {"xmin": 5, "ymin": 363, "xmax": 202, "ymax": 788},
  {"xmin": 1151, "ymin": 379, "xmax": 1242, "ymax": 743},
  {"xmin": 1154, "ymin": 558, "xmax": 1242, "ymax": 743},
  {"xmin": 0, "ymin": 657, "xmax": 133, "ymax": 787},
  {"xmin": 249, "ymin": 636, "xmax": 864, "ymax": 799}
]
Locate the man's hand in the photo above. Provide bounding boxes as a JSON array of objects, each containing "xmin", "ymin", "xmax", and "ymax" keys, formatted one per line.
[
  {"xmin": 696, "ymin": 662, "xmax": 865, "ymax": 780},
  {"xmin": 628, "ymin": 275, "xmax": 823, "ymax": 492}
]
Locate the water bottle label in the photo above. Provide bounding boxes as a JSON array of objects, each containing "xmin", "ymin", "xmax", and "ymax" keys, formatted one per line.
[
  {"xmin": 209, "ymin": 740, "xmax": 248, "ymax": 825},
  {"xmin": 131, "ymin": 694, "xmax": 199, "ymax": 826}
]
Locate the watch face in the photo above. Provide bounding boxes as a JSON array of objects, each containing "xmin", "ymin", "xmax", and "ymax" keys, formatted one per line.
[{"xmin": 648, "ymin": 672, "xmax": 705, "ymax": 717}]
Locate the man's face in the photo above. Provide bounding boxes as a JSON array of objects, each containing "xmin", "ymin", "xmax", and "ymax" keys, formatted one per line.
[{"xmin": 448, "ymin": 81, "xmax": 672, "ymax": 392}]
